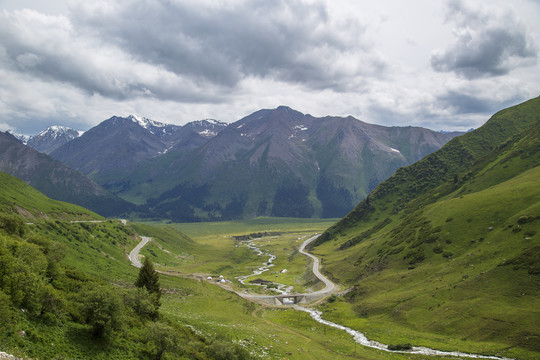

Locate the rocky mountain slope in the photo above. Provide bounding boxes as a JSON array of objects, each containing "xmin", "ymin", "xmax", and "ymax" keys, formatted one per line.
[
  {"xmin": 116, "ymin": 106, "xmax": 461, "ymax": 220},
  {"xmin": 50, "ymin": 115, "xmax": 227, "ymax": 188},
  {"xmin": 0, "ymin": 131, "xmax": 133, "ymax": 217},
  {"xmin": 27, "ymin": 126, "xmax": 82, "ymax": 154}
]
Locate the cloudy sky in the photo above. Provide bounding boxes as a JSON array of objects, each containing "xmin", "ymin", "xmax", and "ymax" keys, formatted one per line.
[{"xmin": 0, "ymin": 0, "xmax": 538, "ymax": 135}]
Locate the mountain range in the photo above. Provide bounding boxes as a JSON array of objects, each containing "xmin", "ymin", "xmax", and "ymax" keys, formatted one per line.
[
  {"xmin": 46, "ymin": 107, "xmax": 461, "ymax": 220},
  {"xmin": 10, "ymin": 126, "xmax": 83, "ymax": 154},
  {"xmin": 1, "ymin": 97, "xmax": 538, "ymax": 358}
]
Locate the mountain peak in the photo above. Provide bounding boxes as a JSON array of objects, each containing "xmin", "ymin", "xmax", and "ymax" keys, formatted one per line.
[
  {"xmin": 36, "ymin": 125, "xmax": 80, "ymax": 138},
  {"xmin": 127, "ymin": 115, "xmax": 166, "ymax": 129},
  {"xmin": 276, "ymin": 105, "xmax": 293, "ymax": 111},
  {"xmin": 7, "ymin": 130, "xmax": 31, "ymax": 144},
  {"xmin": 185, "ymin": 118, "xmax": 228, "ymax": 138},
  {"xmin": 26, "ymin": 126, "xmax": 82, "ymax": 154}
]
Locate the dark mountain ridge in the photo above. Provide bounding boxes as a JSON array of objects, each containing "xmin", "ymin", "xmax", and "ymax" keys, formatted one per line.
[
  {"xmin": 314, "ymin": 96, "xmax": 540, "ymax": 246},
  {"xmin": 115, "ymin": 106, "xmax": 461, "ymax": 220},
  {"xmin": 51, "ymin": 115, "xmax": 227, "ymax": 188},
  {"xmin": 0, "ymin": 131, "xmax": 133, "ymax": 217}
]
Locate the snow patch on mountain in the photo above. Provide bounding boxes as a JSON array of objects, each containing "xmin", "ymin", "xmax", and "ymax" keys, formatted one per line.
[
  {"xmin": 7, "ymin": 130, "xmax": 31, "ymax": 144},
  {"xmin": 36, "ymin": 126, "xmax": 76, "ymax": 140},
  {"xmin": 129, "ymin": 115, "xmax": 166, "ymax": 129},
  {"xmin": 199, "ymin": 129, "xmax": 218, "ymax": 137}
]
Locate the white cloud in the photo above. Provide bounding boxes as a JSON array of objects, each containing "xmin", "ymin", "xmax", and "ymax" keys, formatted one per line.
[
  {"xmin": 0, "ymin": 0, "xmax": 538, "ymax": 134},
  {"xmin": 431, "ymin": 0, "xmax": 537, "ymax": 78}
]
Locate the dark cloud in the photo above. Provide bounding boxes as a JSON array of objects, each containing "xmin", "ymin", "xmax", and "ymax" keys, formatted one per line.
[
  {"xmin": 436, "ymin": 90, "xmax": 525, "ymax": 115},
  {"xmin": 0, "ymin": 9, "xmax": 228, "ymax": 103},
  {"xmin": 0, "ymin": 0, "xmax": 384, "ymax": 106},
  {"xmin": 70, "ymin": 0, "xmax": 385, "ymax": 91},
  {"xmin": 431, "ymin": 0, "xmax": 537, "ymax": 79}
]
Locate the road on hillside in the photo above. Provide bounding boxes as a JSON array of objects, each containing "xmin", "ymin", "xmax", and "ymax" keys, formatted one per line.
[
  {"xmin": 298, "ymin": 234, "xmax": 335, "ymax": 294},
  {"xmin": 129, "ymin": 236, "xmax": 152, "ymax": 268}
]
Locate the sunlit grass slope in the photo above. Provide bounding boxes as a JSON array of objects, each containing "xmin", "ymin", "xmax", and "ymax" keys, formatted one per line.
[
  {"xmin": 311, "ymin": 98, "xmax": 540, "ymax": 359},
  {"xmin": 0, "ymin": 171, "xmax": 101, "ymax": 220}
]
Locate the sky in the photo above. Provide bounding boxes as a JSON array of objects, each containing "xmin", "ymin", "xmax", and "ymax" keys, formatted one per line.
[{"xmin": 0, "ymin": 0, "xmax": 539, "ymax": 135}]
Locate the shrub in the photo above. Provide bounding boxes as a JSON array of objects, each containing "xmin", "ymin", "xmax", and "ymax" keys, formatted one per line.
[
  {"xmin": 404, "ymin": 247, "xmax": 425, "ymax": 265},
  {"xmin": 146, "ymin": 322, "xmax": 181, "ymax": 360},
  {"xmin": 81, "ymin": 286, "xmax": 124, "ymax": 338},
  {"xmin": 388, "ymin": 343, "xmax": 412, "ymax": 351},
  {"xmin": 517, "ymin": 216, "xmax": 532, "ymax": 225},
  {"xmin": 0, "ymin": 214, "xmax": 26, "ymax": 236}
]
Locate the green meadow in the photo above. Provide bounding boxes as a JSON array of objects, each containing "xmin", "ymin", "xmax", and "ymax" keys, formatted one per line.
[{"xmin": 131, "ymin": 218, "xmax": 443, "ymax": 360}]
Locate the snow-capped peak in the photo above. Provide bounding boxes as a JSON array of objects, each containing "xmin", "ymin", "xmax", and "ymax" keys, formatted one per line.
[
  {"xmin": 128, "ymin": 115, "xmax": 166, "ymax": 129},
  {"xmin": 37, "ymin": 125, "xmax": 74, "ymax": 138},
  {"xmin": 185, "ymin": 118, "xmax": 227, "ymax": 138},
  {"xmin": 7, "ymin": 130, "xmax": 31, "ymax": 144},
  {"xmin": 190, "ymin": 119, "xmax": 227, "ymax": 127}
]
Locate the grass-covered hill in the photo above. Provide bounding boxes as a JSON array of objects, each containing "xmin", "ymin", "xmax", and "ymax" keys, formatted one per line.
[
  {"xmin": 0, "ymin": 172, "xmax": 101, "ymax": 221},
  {"xmin": 311, "ymin": 97, "xmax": 540, "ymax": 359},
  {"xmin": 0, "ymin": 173, "xmax": 252, "ymax": 359}
]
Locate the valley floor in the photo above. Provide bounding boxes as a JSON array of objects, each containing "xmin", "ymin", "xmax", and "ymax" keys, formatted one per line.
[{"xmin": 130, "ymin": 219, "xmax": 521, "ymax": 360}]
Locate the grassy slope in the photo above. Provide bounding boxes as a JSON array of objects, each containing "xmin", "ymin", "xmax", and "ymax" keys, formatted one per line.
[
  {"xmin": 0, "ymin": 171, "xmax": 102, "ymax": 220},
  {"xmin": 311, "ymin": 98, "xmax": 540, "ymax": 359},
  {"xmin": 0, "ymin": 173, "xmax": 253, "ymax": 359},
  {"xmin": 314, "ymin": 96, "xmax": 540, "ymax": 246}
]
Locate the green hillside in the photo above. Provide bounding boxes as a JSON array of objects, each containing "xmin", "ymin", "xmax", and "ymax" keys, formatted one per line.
[
  {"xmin": 314, "ymin": 96, "xmax": 540, "ymax": 246},
  {"xmin": 0, "ymin": 173, "xmax": 252, "ymax": 359},
  {"xmin": 310, "ymin": 98, "xmax": 540, "ymax": 359},
  {"xmin": 0, "ymin": 171, "xmax": 101, "ymax": 221}
]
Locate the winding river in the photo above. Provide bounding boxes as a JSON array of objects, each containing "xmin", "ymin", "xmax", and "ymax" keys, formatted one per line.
[
  {"xmin": 236, "ymin": 234, "xmax": 513, "ymax": 360},
  {"xmin": 235, "ymin": 237, "xmax": 292, "ymax": 294}
]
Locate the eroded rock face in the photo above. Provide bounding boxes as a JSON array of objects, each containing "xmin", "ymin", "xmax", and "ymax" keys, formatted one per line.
[{"xmin": 0, "ymin": 351, "xmax": 22, "ymax": 360}]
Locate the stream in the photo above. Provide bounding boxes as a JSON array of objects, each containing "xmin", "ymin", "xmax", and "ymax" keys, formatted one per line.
[
  {"xmin": 235, "ymin": 238, "xmax": 293, "ymax": 294},
  {"xmin": 294, "ymin": 306, "xmax": 511, "ymax": 359},
  {"xmin": 235, "ymin": 234, "xmax": 513, "ymax": 360}
]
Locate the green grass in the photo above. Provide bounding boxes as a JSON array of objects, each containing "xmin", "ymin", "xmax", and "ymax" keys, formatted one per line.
[
  {"xmin": 136, "ymin": 218, "xmax": 336, "ymax": 292},
  {"xmin": 309, "ymin": 101, "xmax": 540, "ymax": 359},
  {"xmin": 0, "ymin": 172, "xmax": 101, "ymax": 220}
]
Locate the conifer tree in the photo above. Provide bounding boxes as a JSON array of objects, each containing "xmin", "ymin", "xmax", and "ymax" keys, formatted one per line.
[{"xmin": 135, "ymin": 257, "xmax": 161, "ymax": 304}]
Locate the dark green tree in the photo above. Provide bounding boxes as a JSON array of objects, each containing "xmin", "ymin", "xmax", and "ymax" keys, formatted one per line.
[{"xmin": 135, "ymin": 257, "xmax": 162, "ymax": 305}]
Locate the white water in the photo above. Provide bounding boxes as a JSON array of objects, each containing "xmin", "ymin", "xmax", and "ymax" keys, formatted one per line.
[
  {"xmin": 294, "ymin": 306, "xmax": 512, "ymax": 359},
  {"xmin": 235, "ymin": 238, "xmax": 292, "ymax": 294}
]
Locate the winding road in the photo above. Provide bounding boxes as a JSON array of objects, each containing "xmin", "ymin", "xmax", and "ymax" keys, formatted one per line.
[
  {"xmin": 128, "ymin": 236, "xmax": 152, "ymax": 268},
  {"xmin": 298, "ymin": 234, "xmax": 335, "ymax": 295}
]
